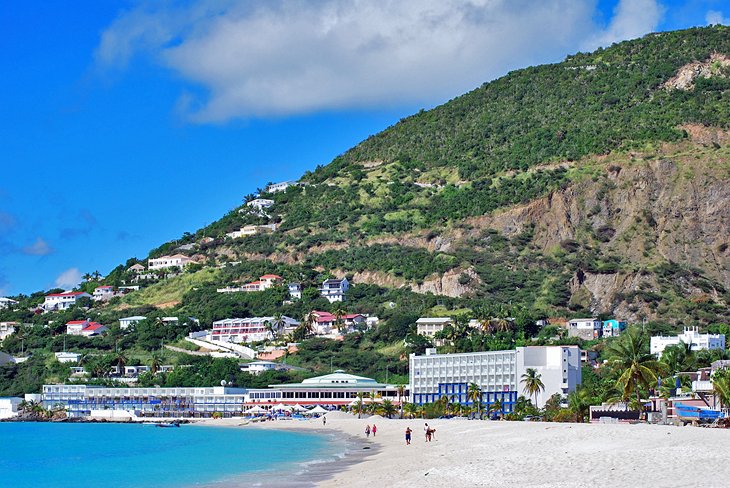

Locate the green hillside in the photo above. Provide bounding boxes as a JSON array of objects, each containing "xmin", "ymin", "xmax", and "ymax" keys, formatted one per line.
[{"xmin": 2, "ymin": 26, "xmax": 730, "ymax": 396}]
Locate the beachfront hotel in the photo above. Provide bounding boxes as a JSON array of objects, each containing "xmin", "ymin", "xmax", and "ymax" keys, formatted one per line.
[
  {"xmin": 409, "ymin": 346, "xmax": 582, "ymax": 411},
  {"xmin": 42, "ymin": 371, "xmax": 406, "ymax": 418},
  {"xmin": 42, "ymin": 385, "xmax": 249, "ymax": 418}
]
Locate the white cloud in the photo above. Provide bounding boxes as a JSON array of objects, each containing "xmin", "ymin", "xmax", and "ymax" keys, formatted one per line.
[
  {"xmin": 583, "ymin": 0, "xmax": 663, "ymax": 51},
  {"xmin": 95, "ymin": 0, "xmax": 665, "ymax": 121},
  {"xmin": 706, "ymin": 10, "xmax": 729, "ymax": 26},
  {"xmin": 22, "ymin": 237, "xmax": 53, "ymax": 256},
  {"xmin": 54, "ymin": 268, "xmax": 83, "ymax": 290}
]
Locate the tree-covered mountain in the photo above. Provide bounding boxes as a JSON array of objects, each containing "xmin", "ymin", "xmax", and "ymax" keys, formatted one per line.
[{"xmin": 2, "ymin": 26, "xmax": 729, "ymax": 395}]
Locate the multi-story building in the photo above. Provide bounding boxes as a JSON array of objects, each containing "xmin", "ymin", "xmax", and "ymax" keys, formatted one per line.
[
  {"xmin": 42, "ymin": 385, "xmax": 248, "ymax": 418},
  {"xmin": 43, "ymin": 291, "xmax": 91, "ymax": 312},
  {"xmin": 211, "ymin": 316, "xmax": 299, "ymax": 343},
  {"xmin": 650, "ymin": 327, "xmax": 726, "ymax": 357},
  {"xmin": 319, "ymin": 278, "xmax": 349, "ymax": 302},
  {"xmin": 288, "ymin": 283, "xmax": 302, "ymax": 300},
  {"xmin": 148, "ymin": 254, "xmax": 195, "ymax": 270},
  {"xmin": 416, "ymin": 317, "xmax": 453, "ymax": 343},
  {"xmin": 0, "ymin": 297, "xmax": 17, "ymax": 310},
  {"xmin": 409, "ymin": 346, "xmax": 582, "ymax": 411},
  {"xmin": 92, "ymin": 285, "xmax": 115, "ymax": 301},
  {"xmin": 0, "ymin": 322, "xmax": 17, "ymax": 341},
  {"xmin": 567, "ymin": 318, "xmax": 603, "ymax": 340},
  {"xmin": 602, "ymin": 319, "xmax": 627, "ymax": 338}
]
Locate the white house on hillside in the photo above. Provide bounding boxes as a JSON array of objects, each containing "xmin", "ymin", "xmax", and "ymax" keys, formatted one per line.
[
  {"xmin": 148, "ymin": 254, "xmax": 194, "ymax": 270},
  {"xmin": 288, "ymin": 283, "xmax": 302, "ymax": 300},
  {"xmin": 66, "ymin": 320, "xmax": 108, "ymax": 337},
  {"xmin": 650, "ymin": 327, "xmax": 726, "ymax": 357},
  {"xmin": 266, "ymin": 181, "xmax": 296, "ymax": 193},
  {"xmin": 0, "ymin": 322, "xmax": 17, "ymax": 341},
  {"xmin": 567, "ymin": 318, "xmax": 603, "ymax": 340},
  {"xmin": 92, "ymin": 286, "xmax": 116, "ymax": 301},
  {"xmin": 226, "ymin": 224, "xmax": 278, "ymax": 239},
  {"xmin": 0, "ymin": 297, "xmax": 17, "ymax": 310},
  {"xmin": 43, "ymin": 292, "xmax": 91, "ymax": 312},
  {"xmin": 319, "ymin": 278, "xmax": 349, "ymax": 302},
  {"xmin": 128, "ymin": 263, "xmax": 145, "ymax": 273},
  {"xmin": 119, "ymin": 316, "xmax": 147, "ymax": 330},
  {"xmin": 245, "ymin": 199, "xmax": 274, "ymax": 214},
  {"xmin": 211, "ymin": 316, "xmax": 300, "ymax": 343}
]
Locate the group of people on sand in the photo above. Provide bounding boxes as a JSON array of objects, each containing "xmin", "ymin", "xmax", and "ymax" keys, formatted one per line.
[
  {"xmin": 402, "ymin": 423, "xmax": 435, "ymax": 445},
  {"xmin": 365, "ymin": 424, "xmax": 377, "ymax": 437}
]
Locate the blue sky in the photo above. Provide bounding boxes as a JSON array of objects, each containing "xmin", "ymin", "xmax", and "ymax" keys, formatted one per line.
[{"xmin": 0, "ymin": 0, "xmax": 728, "ymax": 296}]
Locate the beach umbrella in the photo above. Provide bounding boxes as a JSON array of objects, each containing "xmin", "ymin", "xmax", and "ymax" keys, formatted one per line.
[
  {"xmin": 273, "ymin": 403, "xmax": 292, "ymax": 412},
  {"xmin": 246, "ymin": 406, "xmax": 267, "ymax": 414},
  {"xmin": 308, "ymin": 406, "xmax": 329, "ymax": 414},
  {"xmin": 291, "ymin": 404, "xmax": 308, "ymax": 412}
]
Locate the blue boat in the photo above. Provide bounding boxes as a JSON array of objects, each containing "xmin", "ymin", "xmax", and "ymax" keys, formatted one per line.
[{"xmin": 675, "ymin": 403, "xmax": 725, "ymax": 423}]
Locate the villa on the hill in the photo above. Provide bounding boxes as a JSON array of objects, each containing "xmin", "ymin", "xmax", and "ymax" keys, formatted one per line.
[
  {"xmin": 265, "ymin": 181, "xmax": 296, "ymax": 193},
  {"xmin": 0, "ymin": 322, "xmax": 17, "ymax": 341},
  {"xmin": 309, "ymin": 311, "xmax": 369, "ymax": 336},
  {"xmin": 43, "ymin": 291, "xmax": 91, "ymax": 312},
  {"xmin": 148, "ymin": 254, "xmax": 195, "ymax": 270},
  {"xmin": 245, "ymin": 198, "xmax": 274, "ymax": 213},
  {"xmin": 66, "ymin": 320, "xmax": 108, "ymax": 337},
  {"xmin": 225, "ymin": 224, "xmax": 277, "ymax": 239},
  {"xmin": 288, "ymin": 283, "xmax": 302, "ymax": 300},
  {"xmin": 119, "ymin": 316, "xmax": 147, "ymax": 329},
  {"xmin": 319, "ymin": 277, "xmax": 349, "ymax": 302},
  {"xmin": 217, "ymin": 274, "xmax": 283, "ymax": 293},
  {"xmin": 0, "ymin": 297, "xmax": 17, "ymax": 310},
  {"xmin": 651, "ymin": 327, "xmax": 726, "ymax": 357}
]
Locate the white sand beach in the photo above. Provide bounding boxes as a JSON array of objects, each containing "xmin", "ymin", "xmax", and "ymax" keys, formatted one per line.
[{"xmin": 201, "ymin": 414, "xmax": 730, "ymax": 488}]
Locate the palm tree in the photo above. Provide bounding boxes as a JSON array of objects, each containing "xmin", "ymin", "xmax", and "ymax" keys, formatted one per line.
[
  {"xmin": 521, "ymin": 368, "xmax": 545, "ymax": 407},
  {"xmin": 396, "ymin": 384, "xmax": 406, "ymax": 418},
  {"xmin": 567, "ymin": 388, "xmax": 591, "ymax": 423},
  {"xmin": 82, "ymin": 272, "xmax": 92, "ymax": 282},
  {"xmin": 403, "ymin": 402, "xmax": 419, "ymax": 419},
  {"xmin": 334, "ymin": 307, "xmax": 347, "ymax": 335},
  {"xmin": 712, "ymin": 370, "xmax": 730, "ymax": 408},
  {"xmin": 606, "ymin": 327, "xmax": 666, "ymax": 406},
  {"xmin": 114, "ymin": 351, "xmax": 128, "ymax": 376},
  {"xmin": 379, "ymin": 399, "xmax": 397, "ymax": 418},
  {"xmin": 467, "ymin": 382, "xmax": 482, "ymax": 419},
  {"xmin": 150, "ymin": 352, "xmax": 164, "ymax": 374},
  {"xmin": 355, "ymin": 392, "xmax": 365, "ymax": 419},
  {"xmin": 270, "ymin": 314, "xmax": 286, "ymax": 340},
  {"xmin": 514, "ymin": 395, "xmax": 533, "ymax": 416},
  {"xmin": 488, "ymin": 398, "xmax": 503, "ymax": 419}
]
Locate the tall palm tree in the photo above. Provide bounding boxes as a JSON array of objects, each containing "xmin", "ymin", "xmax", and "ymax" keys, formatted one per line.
[
  {"xmin": 467, "ymin": 382, "xmax": 482, "ymax": 419},
  {"xmin": 606, "ymin": 327, "xmax": 666, "ymax": 406},
  {"xmin": 150, "ymin": 352, "xmax": 164, "ymax": 375},
  {"xmin": 712, "ymin": 370, "xmax": 730, "ymax": 408},
  {"xmin": 396, "ymin": 384, "xmax": 406, "ymax": 418},
  {"xmin": 114, "ymin": 351, "xmax": 128, "ymax": 376},
  {"xmin": 333, "ymin": 307, "xmax": 347, "ymax": 335},
  {"xmin": 355, "ymin": 392, "xmax": 365, "ymax": 419},
  {"xmin": 270, "ymin": 313, "xmax": 286, "ymax": 339},
  {"xmin": 521, "ymin": 368, "xmax": 545, "ymax": 407},
  {"xmin": 567, "ymin": 388, "xmax": 591, "ymax": 423}
]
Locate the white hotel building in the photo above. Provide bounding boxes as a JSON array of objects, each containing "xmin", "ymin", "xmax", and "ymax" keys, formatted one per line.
[
  {"xmin": 650, "ymin": 327, "xmax": 726, "ymax": 357},
  {"xmin": 409, "ymin": 346, "xmax": 582, "ymax": 411}
]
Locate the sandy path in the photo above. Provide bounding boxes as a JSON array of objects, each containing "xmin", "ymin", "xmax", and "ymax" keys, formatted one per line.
[{"xmin": 198, "ymin": 416, "xmax": 730, "ymax": 488}]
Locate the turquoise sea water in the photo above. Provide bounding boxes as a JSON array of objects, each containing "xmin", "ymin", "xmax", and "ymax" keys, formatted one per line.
[{"xmin": 0, "ymin": 423, "xmax": 335, "ymax": 488}]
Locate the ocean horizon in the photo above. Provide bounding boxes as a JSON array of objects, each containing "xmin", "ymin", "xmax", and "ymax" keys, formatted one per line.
[{"xmin": 0, "ymin": 422, "xmax": 340, "ymax": 488}]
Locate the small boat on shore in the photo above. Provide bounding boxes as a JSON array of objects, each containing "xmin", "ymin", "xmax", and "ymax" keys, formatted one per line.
[
  {"xmin": 154, "ymin": 421, "xmax": 181, "ymax": 428},
  {"xmin": 675, "ymin": 403, "xmax": 725, "ymax": 425}
]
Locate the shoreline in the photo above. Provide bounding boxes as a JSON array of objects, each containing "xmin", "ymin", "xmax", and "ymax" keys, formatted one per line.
[{"xmin": 198, "ymin": 414, "xmax": 730, "ymax": 488}]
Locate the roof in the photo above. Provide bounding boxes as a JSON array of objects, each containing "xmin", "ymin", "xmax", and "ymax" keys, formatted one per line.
[
  {"xmin": 96, "ymin": 286, "xmax": 113, "ymax": 289},
  {"xmin": 312, "ymin": 311, "xmax": 335, "ymax": 322},
  {"xmin": 269, "ymin": 371, "xmax": 390, "ymax": 389},
  {"xmin": 260, "ymin": 274, "xmax": 282, "ymax": 280},
  {"xmin": 416, "ymin": 317, "xmax": 452, "ymax": 324},
  {"xmin": 66, "ymin": 320, "xmax": 88, "ymax": 325},
  {"xmin": 345, "ymin": 314, "xmax": 365, "ymax": 319},
  {"xmin": 322, "ymin": 278, "xmax": 345, "ymax": 284},
  {"xmin": 120, "ymin": 316, "xmax": 147, "ymax": 321},
  {"xmin": 83, "ymin": 323, "xmax": 106, "ymax": 331},
  {"xmin": 46, "ymin": 292, "xmax": 89, "ymax": 298}
]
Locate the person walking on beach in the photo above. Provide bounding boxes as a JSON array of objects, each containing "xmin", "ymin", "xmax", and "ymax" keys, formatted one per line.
[
  {"xmin": 365, "ymin": 424, "xmax": 371, "ymax": 438},
  {"xmin": 405, "ymin": 427, "xmax": 412, "ymax": 445},
  {"xmin": 322, "ymin": 416, "xmax": 327, "ymax": 426},
  {"xmin": 424, "ymin": 423, "xmax": 429, "ymax": 442},
  {"xmin": 372, "ymin": 424, "xmax": 377, "ymax": 437}
]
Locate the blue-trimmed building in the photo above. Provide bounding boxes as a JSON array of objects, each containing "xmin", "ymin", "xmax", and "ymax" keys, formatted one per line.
[{"xmin": 409, "ymin": 346, "xmax": 581, "ymax": 413}]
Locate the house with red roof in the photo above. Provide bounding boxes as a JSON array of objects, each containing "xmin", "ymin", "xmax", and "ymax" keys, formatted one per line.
[
  {"xmin": 217, "ymin": 274, "xmax": 284, "ymax": 294},
  {"xmin": 43, "ymin": 292, "xmax": 92, "ymax": 312},
  {"xmin": 66, "ymin": 320, "xmax": 108, "ymax": 337},
  {"xmin": 309, "ymin": 311, "xmax": 369, "ymax": 336},
  {"xmin": 92, "ymin": 285, "xmax": 116, "ymax": 302}
]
